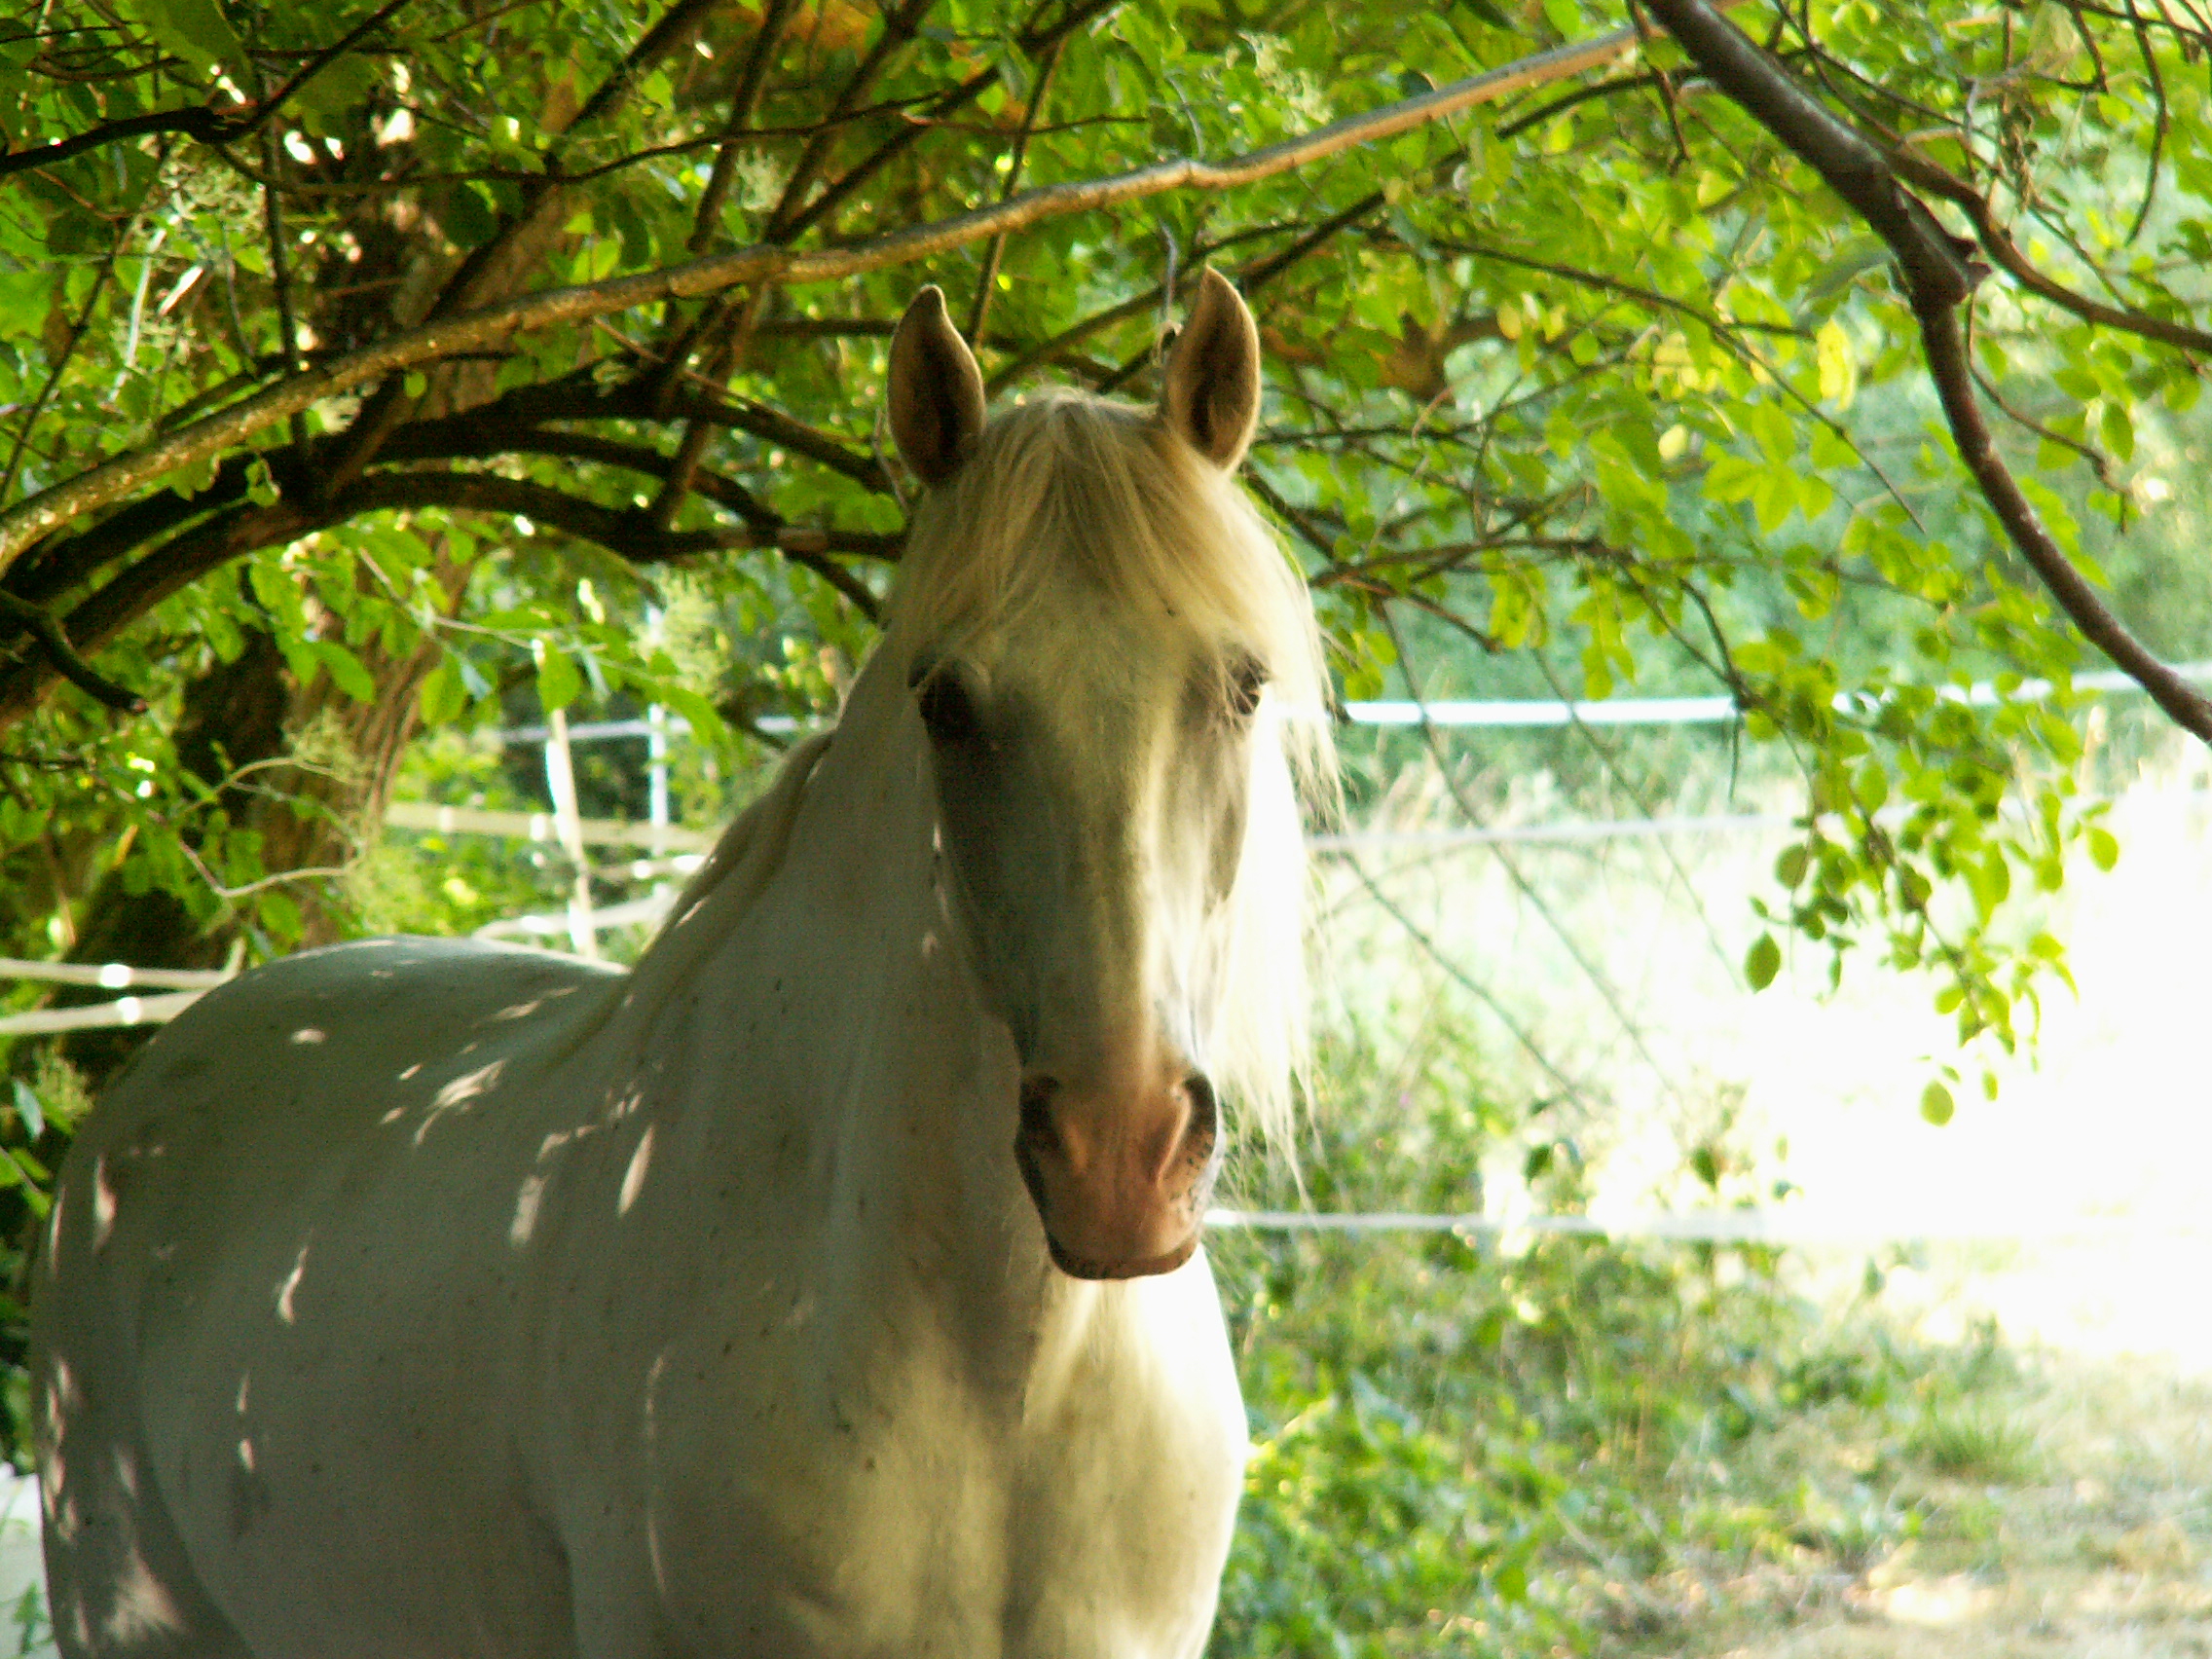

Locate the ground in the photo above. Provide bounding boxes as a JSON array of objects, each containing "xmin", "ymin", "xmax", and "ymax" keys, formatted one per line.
[{"xmin": 1706, "ymin": 1362, "xmax": 2211, "ymax": 1658}]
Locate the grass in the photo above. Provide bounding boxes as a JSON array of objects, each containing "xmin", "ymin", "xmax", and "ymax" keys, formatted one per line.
[{"xmin": 1904, "ymin": 1401, "xmax": 2039, "ymax": 1485}]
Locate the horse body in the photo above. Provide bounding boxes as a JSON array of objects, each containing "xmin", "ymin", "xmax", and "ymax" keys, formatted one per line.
[{"xmin": 34, "ymin": 272, "xmax": 1316, "ymax": 1657}]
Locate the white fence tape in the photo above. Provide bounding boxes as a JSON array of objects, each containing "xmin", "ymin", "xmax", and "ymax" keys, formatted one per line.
[
  {"xmin": 0, "ymin": 989, "xmax": 209, "ymax": 1035},
  {"xmin": 1204, "ymin": 1207, "xmax": 2207, "ymax": 1244},
  {"xmin": 0, "ymin": 958, "xmax": 232, "ymax": 991},
  {"xmin": 477, "ymin": 893, "xmax": 679, "ymax": 941},
  {"xmin": 386, "ymin": 800, "xmax": 715, "ymax": 853}
]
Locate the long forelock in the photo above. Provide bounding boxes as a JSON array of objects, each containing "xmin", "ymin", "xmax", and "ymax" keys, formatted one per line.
[{"xmin": 888, "ymin": 390, "xmax": 1335, "ymax": 1143}]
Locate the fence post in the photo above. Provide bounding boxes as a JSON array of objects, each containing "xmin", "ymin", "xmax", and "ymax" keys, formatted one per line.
[{"xmin": 543, "ymin": 709, "xmax": 598, "ymax": 959}]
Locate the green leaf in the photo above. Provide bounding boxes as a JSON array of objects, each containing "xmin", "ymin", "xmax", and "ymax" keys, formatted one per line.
[
  {"xmin": 0, "ymin": 1149, "xmax": 48, "ymax": 1217},
  {"xmin": 133, "ymin": 0, "xmax": 244, "ymax": 74},
  {"xmin": 1752, "ymin": 469, "xmax": 1795, "ymax": 535},
  {"xmin": 1750, "ymin": 401, "xmax": 1795, "ymax": 466},
  {"xmin": 2099, "ymin": 400, "xmax": 2135, "ymax": 464},
  {"xmin": 1919, "ymin": 1081, "xmax": 1955, "ymax": 1126},
  {"xmin": 0, "ymin": 268, "xmax": 48, "ymax": 342},
  {"xmin": 2085, "ymin": 826, "xmax": 2119, "ymax": 871},
  {"xmin": 10, "ymin": 1080, "xmax": 44, "ymax": 1142},
  {"xmin": 536, "ymin": 645, "xmax": 583, "ymax": 714},
  {"xmin": 417, "ymin": 656, "xmax": 464, "ymax": 727},
  {"xmin": 1744, "ymin": 932, "xmax": 1782, "ymax": 991},
  {"xmin": 658, "ymin": 685, "xmax": 729, "ymax": 746},
  {"xmin": 1456, "ymin": 0, "xmax": 1513, "ymax": 24},
  {"xmin": 1853, "ymin": 759, "xmax": 1888, "ymax": 814},
  {"xmin": 259, "ymin": 889, "xmax": 303, "ymax": 942},
  {"xmin": 1493, "ymin": 1558, "xmax": 1530, "ymax": 1604},
  {"xmin": 312, "ymin": 641, "xmax": 376, "ymax": 703}
]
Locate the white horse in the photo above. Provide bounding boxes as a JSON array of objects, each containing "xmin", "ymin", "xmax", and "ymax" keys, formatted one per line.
[{"xmin": 32, "ymin": 269, "xmax": 1329, "ymax": 1659}]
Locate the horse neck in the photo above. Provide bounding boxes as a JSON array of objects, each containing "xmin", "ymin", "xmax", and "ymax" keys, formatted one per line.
[{"xmin": 613, "ymin": 650, "xmax": 1051, "ymax": 1326}]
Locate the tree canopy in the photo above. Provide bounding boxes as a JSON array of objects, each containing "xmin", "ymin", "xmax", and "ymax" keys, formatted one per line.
[{"xmin": 4, "ymin": 0, "xmax": 2212, "ymax": 1090}]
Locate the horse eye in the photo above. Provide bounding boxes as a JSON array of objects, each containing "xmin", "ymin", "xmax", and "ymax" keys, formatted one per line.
[
  {"xmin": 1227, "ymin": 657, "xmax": 1268, "ymax": 719},
  {"xmin": 914, "ymin": 670, "xmax": 982, "ymax": 746}
]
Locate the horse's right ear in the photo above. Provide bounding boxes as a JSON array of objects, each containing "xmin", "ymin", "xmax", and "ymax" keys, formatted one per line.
[{"xmin": 888, "ymin": 286, "xmax": 985, "ymax": 489}]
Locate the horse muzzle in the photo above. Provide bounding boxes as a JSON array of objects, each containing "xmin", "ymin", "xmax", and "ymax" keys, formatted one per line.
[{"xmin": 1013, "ymin": 1065, "xmax": 1219, "ymax": 1279}]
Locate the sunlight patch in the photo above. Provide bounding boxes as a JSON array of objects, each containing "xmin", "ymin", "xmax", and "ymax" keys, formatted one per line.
[
  {"xmin": 101, "ymin": 1547, "xmax": 185, "ymax": 1642},
  {"xmin": 618, "ymin": 1124, "xmax": 656, "ymax": 1217},
  {"xmin": 510, "ymin": 1173, "xmax": 547, "ymax": 1247},
  {"xmin": 415, "ymin": 1059, "xmax": 506, "ymax": 1145},
  {"xmin": 92, "ymin": 1158, "xmax": 118, "ymax": 1251},
  {"xmin": 275, "ymin": 1240, "xmax": 311, "ymax": 1324}
]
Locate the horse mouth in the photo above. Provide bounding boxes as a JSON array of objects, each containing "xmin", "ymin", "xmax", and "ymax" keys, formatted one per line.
[
  {"xmin": 1014, "ymin": 1133, "xmax": 1207, "ymax": 1280},
  {"xmin": 1040, "ymin": 1227, "xmax": 1201, "ymax": 1281}
]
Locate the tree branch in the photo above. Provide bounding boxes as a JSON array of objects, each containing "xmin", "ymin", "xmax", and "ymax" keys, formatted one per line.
[
  {"xmin": 1919, "ymin": 309, "xmax": 2212, "ymax": 737},
  {"xmin": 340, "ymin": 471, "xmax": 895, "ymax": 576},
  {"xmin": 1641, "ymin": 0, "xmax": 2212, "ymax": 744},
  {"xmin": 762, "ymin": 0, "xmax": 939, "ymax": 243},
  {"xmin": 0, "ymin": 18, "xmax": 1665, "ymax": 571},
  {"xmin": 0, "ymin": 139, "xmax": 173, "ymax": 505},
  {"xmin": 656, "ymin": 389, "xmax": 893, "ymax": 492},
  {"xmin": 0, "ymin": 460, "xmax": 898, "ymax": 726},
  {"xmin": 0, "ymin": 106, "xmax": 242, "ymax": 180},
  {"xmin": 1881, "ymin": 143, "xmax": 2212, "ymax": 357},
  {"xmin": 0, "ymin": 500, "xmax": 305, "ymax": 728},
  {"xmin": 971, "ymin": 38, "xmax": 1065, "ymax": 346}
]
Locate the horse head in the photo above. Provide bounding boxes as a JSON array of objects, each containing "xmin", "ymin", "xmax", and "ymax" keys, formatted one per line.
[{"xmin": 884, "ymin": 271, "xmax": 1321, "ymax": 1281}]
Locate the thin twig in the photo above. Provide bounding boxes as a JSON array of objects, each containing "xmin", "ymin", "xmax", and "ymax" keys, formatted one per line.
[
  {"xmin": 0, "ymin": 0, "xmax": 415, "ymax": 180},
  {"xmin": 257, "ymin": 124, "xmax": 311, "ymax": 463},
  {"xmin": 0, "ymin": 139, "xmax": 172, "ymax": 504},
  {"xmin": 969, "ymin": 38, "xmax": 1064, "ymax": 347},
  {"xmin": 1343, "ymin": 859, "xmax": 1598, "ymax": 1116},
  {"xmin": 1376, "ymin": 604, "xmax": 1691, "ymax": 1104},
  {"xmin": 0, "ymin": 590, "xmax": 146, "ymax": 712},
  {"xmin": 2120, "ymin": 0, "xmax": 2167, "ymax": 245},
  {"xmin": 688, "ymin": 0, "xmax": 799, "ymax": 254}
]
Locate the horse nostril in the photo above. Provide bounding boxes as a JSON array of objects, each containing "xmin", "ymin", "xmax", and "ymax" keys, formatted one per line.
[
  {"xmin": 1017, "ymin": 1075, "xmax": 1060, "ymax": 1148},
  {"xmin": 1179, "ymin": 1073, "xmax": 1219, "ymax": 1176},
  {"xmin": 1182, "ymin": 1073, "xmax": 1217, "ymax": 1141}
]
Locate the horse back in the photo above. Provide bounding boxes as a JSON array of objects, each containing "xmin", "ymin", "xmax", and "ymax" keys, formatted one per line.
[{"xmin": 33, "ymin": 937, "xmax": 621, "ymax": 1658}]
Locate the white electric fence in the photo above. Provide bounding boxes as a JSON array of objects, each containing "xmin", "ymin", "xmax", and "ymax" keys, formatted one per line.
[{"xmin": 1201, "ymin": 1208, "xmax": 2212, "ymax": 1242}]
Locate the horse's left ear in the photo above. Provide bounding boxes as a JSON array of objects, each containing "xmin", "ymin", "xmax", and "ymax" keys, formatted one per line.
[
  {"xmin": 889, "ymin": 285, "xmax": 986, "ymax": 488},
  {"xmin": 1160, "ymin": 267, "xmax": 1262, "ymax": 472}
]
